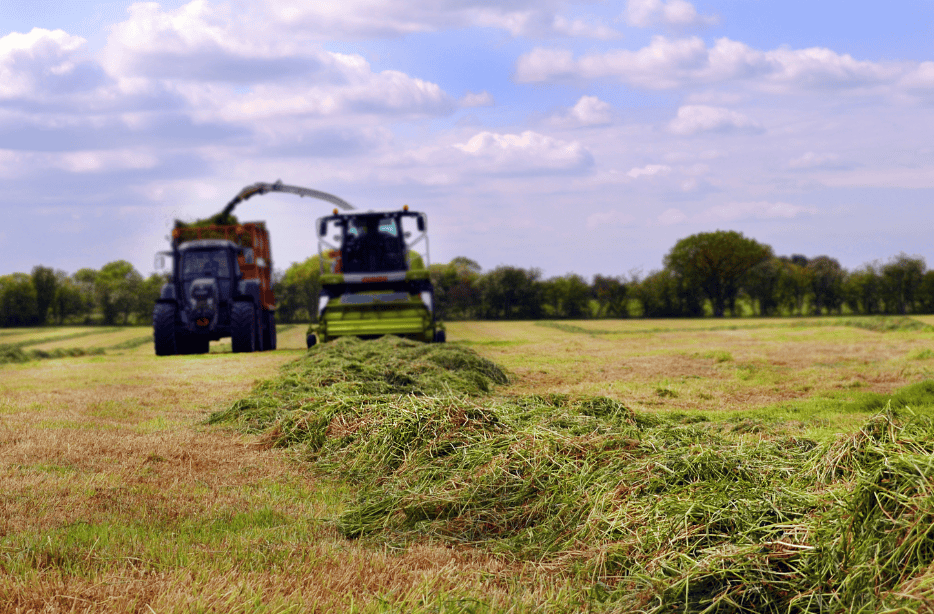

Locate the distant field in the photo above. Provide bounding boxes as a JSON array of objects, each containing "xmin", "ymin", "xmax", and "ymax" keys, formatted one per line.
[{"xmin": 2, "ymin": 317, "xmax": 934, "ymax": 611}]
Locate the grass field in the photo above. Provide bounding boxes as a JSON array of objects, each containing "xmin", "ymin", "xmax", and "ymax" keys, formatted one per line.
[{"xmin": 3, "ymin": 317, "xmax": 934, "ymax": 612}]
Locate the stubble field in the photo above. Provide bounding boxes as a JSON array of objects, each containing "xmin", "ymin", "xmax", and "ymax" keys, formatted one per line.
[{"xmin": 3, "ymin": 316, "xmax": 934, "ymax": 612}]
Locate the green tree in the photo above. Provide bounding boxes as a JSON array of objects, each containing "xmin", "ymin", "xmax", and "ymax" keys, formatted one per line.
[
  {"xmin": 880, "ymin": 254, "xmax": 925, "ymax": 315},
  {"xmin": 31, "ymin": 265, "xmax": 57, "ymax": 325},
  {"xmin": 664, "ymin": 230, "xmax": 773, "ymax": 317},
  {"xmin": 477, "ymin": 266, "xmax": 543, "ymax": 320},
  {"xmin": 775, "ymin": 256, "xmax": 812, "ymax": 315},
  {"xmin": 592, "ymin": 275, "xmax": 628, "ymax": 318},
  {"xmin": 743, "ymin": 257, "xmax": 784, "ymax": 316},
  {"xmin": 807, "ymin": 256, "xmax": 846, "ymax": 315},
  {"xmin": 96, "ymin": 260, "xmax": 143, "ymax": 324},
  {"xmin": 276, "ymin": 255, "xmax": 328, "ymax": 323},
  {"xmin": 844, "ymin": 264, "xmax": 881, "ymax": 315},
  {"xmin": 430, "ymin": 257, "xmax": 482, "ymax": 320},
  {"xmin": 72, "ymin": 268, "xmax": 98, "ymax": 323},
  {"xmin": 542, "ymin": 274, "xmax": 591, "ymax": 318},
  {"xmin": 0, "ymin": 273, "xmax": 39, "ymax": 327},
  {"xmin": 50, "ymin": 277, "xmax": 86, "ymax": 324}
]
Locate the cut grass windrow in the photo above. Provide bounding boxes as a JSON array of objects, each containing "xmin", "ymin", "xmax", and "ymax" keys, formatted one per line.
[
  {"xmin": 0, "ymin": 346, "xmax": 105, "ymax": 364},
  {"xmin": 211, "ymin": 336, "xmax": 934, "ymax": 612}
]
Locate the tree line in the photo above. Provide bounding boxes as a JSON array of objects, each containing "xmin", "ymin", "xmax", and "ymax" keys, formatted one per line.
[
  {"xmin": 274, "ymin": 231, "xmax": 934, "ymax": 322},
  {"xmin": 3, "ymin": 230, "xmax": 933, "ymax": 327}
]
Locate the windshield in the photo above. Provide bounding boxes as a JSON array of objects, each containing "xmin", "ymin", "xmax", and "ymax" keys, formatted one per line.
[
  {"xmin": 181, "ymin": 250, "xmax": 230, "ymax": 280},
  {"xmin": 342, "ymin": 215, "xmax": 406, "ymax": 273}
]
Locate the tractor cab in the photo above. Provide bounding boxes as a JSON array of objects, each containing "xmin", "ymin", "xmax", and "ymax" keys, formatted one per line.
[{"xmin": 317, "ymin": 208, "xmax": 427, "ymax": 275}]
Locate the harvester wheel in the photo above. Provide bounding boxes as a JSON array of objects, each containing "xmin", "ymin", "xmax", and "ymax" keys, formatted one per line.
[
  {"xmin": 153, "ymin": 303, "xmax": 177, "ymax": 356},
  {"xmin": 433, "ymin": 329, "xmax": 446, "ymax": 343},
  {"xmin": 231, "ymin": 301, "xmax": 256, "ymax": 353},
  {"xmin": 254, "ymin": 308, "xmax": 265, "ymax": 352},
  {"xmin": 306, "ymin": 334, "xmax": 317, "ymax": 348}
]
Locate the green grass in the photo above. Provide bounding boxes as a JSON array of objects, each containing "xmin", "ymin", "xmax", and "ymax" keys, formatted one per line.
[{"xmin": 210, "ymin": 335, "xmax": 934, "ymax": 612}]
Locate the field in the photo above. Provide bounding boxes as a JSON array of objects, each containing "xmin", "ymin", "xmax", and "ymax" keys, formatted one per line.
[{"xmin": 3, "ymin": 316, "xmax": 934, "ymax": 612}]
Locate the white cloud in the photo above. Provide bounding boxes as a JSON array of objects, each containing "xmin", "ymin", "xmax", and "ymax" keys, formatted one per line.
[
  {"xmin": 587, "ymin": 210, "xmax": 635, "ymax": 229},
  {"xmin": 627, "ymin": 164, "xmax": 672, "ymax": 179},
  {"xmin": 454, "ymin": 130, "xmax": 593, "ymax": 174},
  {"xmin": 569, "ymin": 95, "xmax": 612, "ymax": 125},
  {"xmin": 624, "ymin": 0, "xmax": 717, "ymax": 28},
  {"xmin": 549, "ymin": 95, "xmax": 612, "ymax": 127},
  {"xmin": 261, "ymin": 0, "xmax": 616, "ymax": 39},
  {"xmin": 658, "ymin": 208, "xmax": 686, "ymax": 225},
  {"xmin": 668, "ymin": 105, "xmax": 762, "ymax": 135},
  {"xmin": 460, "ymin": 91, "xmax": 495, "ymax": 107},
  {"xmin": 57, "ymin": 149, "xmax": 159, "ymax": 173},
  {"xmin": 515, "ymin": 35, "xmax": 912, "ymax": 94},
  {"xmin": 0, "ymin": 28, "xmax": 96, "ymax": 100},
  {"xmin": 786, "ymin": 151, "xmax": 842, "ymax": 170},
  {"xmin": 702, "ymin": 201, "xmax": 818, "ymax": 221}
]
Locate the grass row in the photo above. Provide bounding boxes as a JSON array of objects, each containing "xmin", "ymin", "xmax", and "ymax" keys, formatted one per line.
[{"xmin": 212, "ymin": 336, "xmax": 934, "ymax": 612}]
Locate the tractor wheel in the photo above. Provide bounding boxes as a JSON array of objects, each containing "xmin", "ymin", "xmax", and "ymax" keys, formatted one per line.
[
  {"xmin": 306, "ymin": 333, "xmax": 317, "ymax": 348},
  {"xmin": 231, "ymin": 301, "xmax": 256, "ymax": 353},
  {"xmin": 433, "ymin": 329, "xmax": 446, "ymax": 343},
  {"xmin": 254, "ymin": 308, "xmax": 265, "ymax": 352},
  {"xmin": 265, "ymin": 312, "xmax": 277, "ymax": 350},
  {"xmin": 153, "ymin": 303, "xmax": 177, "ymax": 356}
]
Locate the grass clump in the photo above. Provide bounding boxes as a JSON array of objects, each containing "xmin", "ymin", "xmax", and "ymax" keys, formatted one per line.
[
  {"xmin": 0, "ymin": 346, "xmax": 105, "ymax": 365},
  {"xmin": 839, "ymin": 315, "xmax": 933, "ymax": 333},
  {"xmin": 213, "ymin": 337, "xmax": 934, "ymax": 612}
]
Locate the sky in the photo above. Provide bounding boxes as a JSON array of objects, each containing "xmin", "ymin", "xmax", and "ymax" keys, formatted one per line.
[{"xmin": 2, "ymin": 0, "xmax": 934, "ymax": 280}]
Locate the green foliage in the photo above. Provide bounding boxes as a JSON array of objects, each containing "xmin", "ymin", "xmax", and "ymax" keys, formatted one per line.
[
  {"xmin": 592, "ymin": 274, "xmax": 629, "ymax": 318},
  {"xmin": 880, "ymin": 253, "xmax": 926, "ymax": 315},
  {"xmin": 430, "ymin": 257, "xmax": 482, "ymax": 320},
  {"xmin": 664, "ymin": 230, "xmax": 772, "ymax": 317},
  {"xmin": 542, "ymin": 273, "xmax": 592, "ymax": 318},
  {"xmin": 0, "ymin": 345, "xmax": 105, "ymax": 364},
  {"xmin": 807, "ymin": 255, "xmax": 846, "ymax": 315},
  {"xmin": 274, "ymin": 254, "xmax": 329, "ymax": 323},
  {"xmin": 476, "ymin": 265, "xmax": 544, "ymax": 320},
  {"xmin": 96, "ymin": 260, "xmax": 143, "ymax": 325},
  {"xmin": 30, "ymin": 266, "xmax": 57, "ymax": 325},
  {"xmin": 0, "ymin": 273, "xmax": 39, "ymax": 327}
]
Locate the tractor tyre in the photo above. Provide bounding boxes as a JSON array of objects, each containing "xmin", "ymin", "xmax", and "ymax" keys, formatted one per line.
[
  {"xmin": 306, "ymin": 333, "xmax": 317, "ymax": 348},
  {"xmin": 254, "ymin": 308, "xmax": 265, "ymax": 352},
  {"xmin": 265, "ymin": 312, "xmax": 277, "ymax": 350},
  {"xmin": 231, "ymin": 301, "xmax": 256, "ymax": 353},
  {"xmin": 153, "ymin": 303, "xmax": 177, "ymax": 356},
  {"xmin": 433, "ymin": 329, "xmax": 446, "ymax": 343}
]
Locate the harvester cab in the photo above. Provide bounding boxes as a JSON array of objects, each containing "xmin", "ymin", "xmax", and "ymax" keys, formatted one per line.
[{"xmin": 308, "ymin": 206, "xmax": 445, "ymax": 346}]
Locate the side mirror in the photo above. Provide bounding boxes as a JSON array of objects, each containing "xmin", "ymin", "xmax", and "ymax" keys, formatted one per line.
[
  {"xmin": 319, "ymin": 219, "xmax": 327, "ymax": 236},
  {"xmin": 241, "ymin": 247, "xmax": 255, "ymax": 265},
  {"xmin": 154, "ymin": 251, "xmax": 171, "ymax": 271},
  {"xmin": 417, "ymin": 215, "xmax": 426, "ymax": 232}
]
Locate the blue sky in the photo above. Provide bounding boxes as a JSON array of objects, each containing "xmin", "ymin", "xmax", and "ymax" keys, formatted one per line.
[{"xmin": 2, "ymin": 0, "xmax": 933, "ymax": 280}]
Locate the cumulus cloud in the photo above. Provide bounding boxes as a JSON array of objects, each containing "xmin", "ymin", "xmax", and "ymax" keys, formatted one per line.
[
  {"xmin": 702, "ymin": 201, "xmax": 818, "ymax": 221},
  {"xmin": 0, "ymin": 28, "xmax": 104, "ymax": 101},
  {"xmin": 460, "ymin": 91, "xmax": 495, "ymax": 107},
  {"xmin": 624, "ymin": 0, "xmax": 717, "ymax": 28},
  {"xmin": 454, "ymin": 130, "xmax": 593, "ymax": 174},
  {"xmin": 549, "ymin": 95, "xmax": 612, "ymax": 127},
  {"xmin": 515, "ymin": 35, "xmax": 910, "ymax": 93},
  {"xmin": 627, "ymin": 164, "xmax": 672, "ymax": 179},
  {"xmin": 668, "ymin": 105, "xmax": 762, "ymax": 135},
  {"xmin": 261, "ymin": 0, "xmax": 617, "ymax": 39},
  {"xmin": 786, "ymin": 151, "xmax": 844, "ymax": 170},
  {"xmin": 587, "ymin": 210, "xmax": 634, "ymax": 229},
  {"xmin": 658, "ymin": 208, "xmax": 687, "ymax": 225}
]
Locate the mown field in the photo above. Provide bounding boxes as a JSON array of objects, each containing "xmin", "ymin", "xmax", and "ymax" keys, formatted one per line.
[{"xmin": 3, "ymin": 316, "xmax": 934, "ymax": 612}]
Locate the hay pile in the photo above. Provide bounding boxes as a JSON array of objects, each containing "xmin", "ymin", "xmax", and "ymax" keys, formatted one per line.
[
  {"xmin": 213, "ymin": 338, "xmax": 934, "ymax": 612},
  {"xmin": 173, "ymin": 211, "xmax": 240, "ymax": 229}
]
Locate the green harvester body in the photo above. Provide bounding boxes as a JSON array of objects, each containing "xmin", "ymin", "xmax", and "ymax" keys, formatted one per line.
[{"xmin": 308, "ymin": 209, "xmax": 444, "ymax": 346}]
